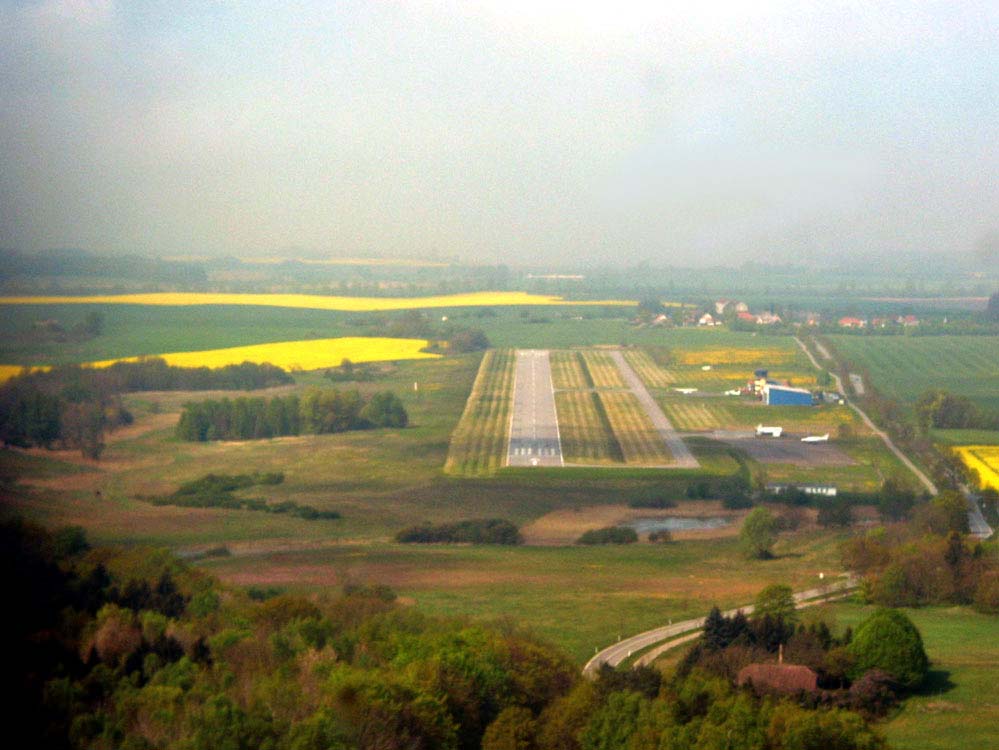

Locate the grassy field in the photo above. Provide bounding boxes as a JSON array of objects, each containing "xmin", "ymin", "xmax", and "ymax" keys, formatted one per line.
[
  {"xmin": 550, "ymin": 350, "xmax": 589, "ymax": 390},
  {"xmin": 197, "ymin": 529, "xmax": 850, "ymax": 663},
  {"xmin": 555, "ymin": 391, "xmax": 623, "ymax": 464},
  {"xmin": 443, "ymin": 350, "xmax": 514, "ymax": 476},
  {"xmin": 623, "ymin": 349, "xmax": 676, "ymax": 388},
  {"xmin": 599, "ymin": 391, "xmax": 673, "ymax": 465},
  {"xmin": 827, "ymin": 335, "xmax": 999, "ymax": 413},
  {"xmin": 580, "ymin": 350, "xmax": 627, "ymax": 389},
  {"xmin": 827, "ymin": 603, "xmax": 999, "ymax": 750}
]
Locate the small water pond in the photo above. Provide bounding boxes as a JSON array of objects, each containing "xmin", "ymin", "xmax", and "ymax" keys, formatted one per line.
[{"xmin": 627, "ymin": 516, "xmax": 733, "ymax": 534}]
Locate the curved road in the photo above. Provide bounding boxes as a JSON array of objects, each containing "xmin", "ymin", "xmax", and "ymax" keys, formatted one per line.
[{"xmin": 583, "ymin": 578, "xmax": 857, "ymax": 677}]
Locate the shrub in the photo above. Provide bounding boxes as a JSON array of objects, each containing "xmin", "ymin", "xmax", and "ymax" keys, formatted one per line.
[
  {"xmin": 395, "ymin": 519, "xmax": 522, "ymax": 545},
  {"xmin": 847, "ymin": 609, "xmax": 928, "ymax": 690},
  {"xmin": 648, "ymin": 529, "xmax": 673, "ymax": 543},
  {"xmin": 577, "ymin": 527, "xmax": 638, "ymax": 545}
]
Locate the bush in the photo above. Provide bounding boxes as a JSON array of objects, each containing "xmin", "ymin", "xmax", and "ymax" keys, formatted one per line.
[
  {"xmin": 628, "ymin": 496, "xmax": 676, "ymax": 510},
  {"xmin": 648, "ymin": 529, "xmax": 673, "ymax": 543},
  {"xmin": 847, "ymin": 609, "xmax": 928, "ymax": 690},
  {"xmin": 577, "ymin": 527, "xmax": 638, "ymax": 545},
  {"xmin": 395, "ymin": 519, "xmax": 522, "ymax": 545}
]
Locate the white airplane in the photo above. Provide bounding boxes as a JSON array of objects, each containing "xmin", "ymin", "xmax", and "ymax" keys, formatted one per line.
[
  {"xmin": 724, "ymin": 389, "xmax": 742, "ymax": 396},
  {"xmin": 801, "ymin": 434, "xmax": 830, "ymax": 443},
  {"xmin": 673, "ymin": 387, "xmax": 699, "ymax": 394},
  {"xmin": 756, "ymin": 424, "xmax": 783, "ymax": 437}
]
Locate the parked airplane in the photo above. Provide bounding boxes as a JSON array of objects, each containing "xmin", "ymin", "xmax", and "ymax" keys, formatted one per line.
[
  {"xmin": 801, "ymin": 434, "xmax": 830, "ymax": 443},
  {"xmin": 756, "ymin": 424, "xmax": 783, "ymax": 437},
  {"xmin": 674, "ymin": 387, "xmax": 699, "ymax": 394},
  {"xmin": 724, "ymin": 389, "xmax": 742, "ymax": 396}
]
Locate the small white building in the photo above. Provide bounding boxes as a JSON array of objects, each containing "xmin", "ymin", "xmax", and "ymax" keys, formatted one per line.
[{"xmin": 766, "ymin": 483, "xmax": 838, "ymax": 497}]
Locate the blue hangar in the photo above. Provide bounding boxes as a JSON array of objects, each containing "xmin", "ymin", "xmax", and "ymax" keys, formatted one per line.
[{"xmin": 764, "ymin": 384, "xmax": 814, "ymax": 406}]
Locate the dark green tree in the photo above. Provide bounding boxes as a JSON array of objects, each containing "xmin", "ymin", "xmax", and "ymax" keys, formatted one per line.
[{"xmin": 847, "ymin": 608, "xmax": 928, "ymax": 690}]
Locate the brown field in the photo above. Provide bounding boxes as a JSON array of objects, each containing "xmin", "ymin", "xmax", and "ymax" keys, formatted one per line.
[{"xmin": 520, "ymin": 501, "xmax": 748, "ymax": 545}]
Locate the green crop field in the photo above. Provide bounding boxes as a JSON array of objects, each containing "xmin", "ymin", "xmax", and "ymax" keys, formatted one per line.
[
  {"xmin": 827, "ymin": 335, "xmax": 999, "ymax": 413},
  {"xmin": 661, "ymin": 399, "xmax": 735, "ymax": 430},
  {"xmin": 443, "ymin": 349, "xmax": 514, "ymax": 476},
  {"xmin": 826, "ymin": 603, "xmax": 999, "ymax": 750}
]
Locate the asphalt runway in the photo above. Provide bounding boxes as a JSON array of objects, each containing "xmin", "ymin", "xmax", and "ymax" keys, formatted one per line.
[{"xmin": 507, "ymin": 350, "xmax": 564, "ymax": 467}]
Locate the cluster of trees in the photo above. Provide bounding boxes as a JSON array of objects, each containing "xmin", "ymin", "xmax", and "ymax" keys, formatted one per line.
[
  {"xmin": 176, "ymin": 389, "xmax": 408, "ymax": 442},
  {"xmin": 30, "ymin": 311, "xmax": 105, "ymax": 343},
  {"xmin": 916, "ymin": 389, "xmax": 999, "ymax": 431},
  {"xmin": 679, "ymin": 587, "xmax": 928, "ymax": 710},
  {"xmin": 148, "ymin": 472, "xmax": 341, "ymax": 521},
  {"xmin": 578, "ymin": 526, "xmax": 639, "ymax": 545},
  {"xmin": 395, "ymin": 518, "xmax": 522, "ymax": 545},
  {"xmin": 843, "ymin": 524, "xmax": 998, "ymax": 612},
  {"xmin": 324, "ymin": 358, "xmax": 383, "ymax": 382},
  {"xmin": 0, "ymin": 359, "xmax": 293, "ymax": 458},
  {"xmin": 7, "ymin": 520, "xmax": 893, "ymax": 750}
]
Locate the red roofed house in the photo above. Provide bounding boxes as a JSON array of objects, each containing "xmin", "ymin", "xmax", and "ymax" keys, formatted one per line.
[{"xmin": 838, "ymin": 317, "xmax": 866, "ymax": 328}]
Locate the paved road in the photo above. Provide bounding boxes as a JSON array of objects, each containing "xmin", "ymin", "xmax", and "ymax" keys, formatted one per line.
[
  {"xmin": 960, "ymin": 484, "xmax": 994, "ymax": 539},
  {"xmin": 795, "ymin": 337, "xmax": 938, "ymax": 496},
  {"xmin": 583, "ymin": 578, "xmax": 857, "ymax": 676},
  {"xmin": 609, "ymin": 350, "xmax": 699, "ymax": 469},
  {"xmin": 507, "ymin": 350, "xmax": 563, "ymax": 467}
]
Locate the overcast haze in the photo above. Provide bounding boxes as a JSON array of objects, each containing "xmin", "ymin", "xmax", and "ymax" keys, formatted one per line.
[{"xmin": 1, "ymin": 1, "xmax": 997, "ymax": 267}]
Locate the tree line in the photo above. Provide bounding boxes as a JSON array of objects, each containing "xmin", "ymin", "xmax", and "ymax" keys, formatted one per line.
[
  {"xmin": 176, "ymin": 388, "xmax": 408, "ymax": 442},
  {"xmin": 0, "ymin": 359, "xmax": 292, "ymax": 458}
]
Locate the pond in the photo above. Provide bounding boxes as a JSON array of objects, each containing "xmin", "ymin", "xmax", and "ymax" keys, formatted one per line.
[{"xmin": 626, "ymin": 516, "xmax": 733, "ymax": 534}]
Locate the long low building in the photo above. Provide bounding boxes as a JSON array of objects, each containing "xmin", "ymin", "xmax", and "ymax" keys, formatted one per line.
[{"xmin": 764, "ymin": 383, "xmax": 814, "ymax": 406}]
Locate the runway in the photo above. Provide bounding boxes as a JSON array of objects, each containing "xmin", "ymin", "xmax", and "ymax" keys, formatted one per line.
[{"xmin": 507, "ymin": 350, "xmax": 563, "ymax": 467}]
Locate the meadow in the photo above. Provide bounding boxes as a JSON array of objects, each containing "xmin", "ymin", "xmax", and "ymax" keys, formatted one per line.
[
  {"xmin": 827, "ymin": 335, "xmax": 999, "ymax": 413},
  {"xmin": 827, "ymin": 603, "xmax": 999, "ymax": 750},
  {"xmin": 198, "ymin": 529, "xmax": 850, "ymax": 664}
]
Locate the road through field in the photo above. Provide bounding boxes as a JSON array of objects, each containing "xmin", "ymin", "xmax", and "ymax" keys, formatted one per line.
[
  {"xmin": 609, "ymin": 350, "xmax": 699, "ymax": 468},
  {"xmin": 583, "ymin": 577, "xmax": 857, "ymax": 676},
  {"xmin": 507, "ymin": 350, "xmax": 564, "ymax": 467}
]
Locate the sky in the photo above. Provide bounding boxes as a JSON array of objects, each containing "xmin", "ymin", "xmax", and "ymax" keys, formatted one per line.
[{"xmin": 1, "ymin": 0, "xmax": 997, "ymax": 267}]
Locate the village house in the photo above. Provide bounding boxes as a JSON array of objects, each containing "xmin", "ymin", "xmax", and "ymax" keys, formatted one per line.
[{"xmin": 838, "ymin": 316, "xmax": 866, "ymax": 328}]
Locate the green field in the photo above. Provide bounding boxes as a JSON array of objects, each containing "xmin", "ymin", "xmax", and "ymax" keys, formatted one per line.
[
  {"xmin": 827, "ymin": 603, "xmax": 999, "ymax": 750},
  {"xmin": 827, "ymin": 335, "xmax": 999, "ymax": 413}
]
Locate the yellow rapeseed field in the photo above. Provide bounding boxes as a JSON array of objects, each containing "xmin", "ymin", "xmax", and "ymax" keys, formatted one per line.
[
  {"xmin": 674, "ymin": 346, "xmax": 794, "ymax": 366},
  {"xmin": 88, "ymin": 337, "xmax": 439, "ymax": 372},
  {"xmin": 954, "ymin": 446, "xmax": 999, "ymax": 492},
  {"xmin": 0, "ymin": 338, "xmax": 438, "ymax": 385},
  {"xmin": 0, "ymin": 291, "xmax": 634, "ymax": 312}
]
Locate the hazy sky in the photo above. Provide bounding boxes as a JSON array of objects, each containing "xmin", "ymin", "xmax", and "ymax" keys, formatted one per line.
[{"xmin": 1, "ymin": 1, "xmax": 997, "ymax": 266}]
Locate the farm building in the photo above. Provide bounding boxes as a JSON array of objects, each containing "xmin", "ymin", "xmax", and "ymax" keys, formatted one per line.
[
  {"xmin": 764, "ymin": 384, "xmax": 814, "ymax": 406},
  {"xmin": 766, "ymin": 483, "xmax": 838, "ymax": 497}
]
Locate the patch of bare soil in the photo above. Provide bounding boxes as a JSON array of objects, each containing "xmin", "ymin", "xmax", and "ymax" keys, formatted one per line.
[{"xmin": 521, "ymin": 500, "xmax": 747, "ymax": 545}]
